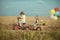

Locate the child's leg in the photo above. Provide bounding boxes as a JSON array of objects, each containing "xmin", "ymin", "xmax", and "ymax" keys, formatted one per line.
[{"xmin": 19, "ymin": 21, "xmax": 22, "ymax": 28}]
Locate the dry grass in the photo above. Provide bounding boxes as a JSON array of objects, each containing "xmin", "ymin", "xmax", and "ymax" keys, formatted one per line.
[
  {"xmin": 0, "ymin": 16, "xmax": 60, "ymax": 40},
  {"xmin": 0, "ymin": 30, "xmax": 60, "ymax": 40},
  {"xmin": 0, "ymin": 16, "xmax": 50, "ymax": 24},
  {"xmin": 0, "ymin": 16, "xmax": 60, "ymax": 30}
]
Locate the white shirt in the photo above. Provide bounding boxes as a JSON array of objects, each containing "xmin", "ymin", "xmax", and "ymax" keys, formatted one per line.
[{"xmin": 19, "ymin": 15, "xmax": 26, "ymax": 23}]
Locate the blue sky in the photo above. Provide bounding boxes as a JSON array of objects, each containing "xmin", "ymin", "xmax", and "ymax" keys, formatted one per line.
[{"xmin": 0, "ymin": 0, "xmax": 60, "ymax": 16}]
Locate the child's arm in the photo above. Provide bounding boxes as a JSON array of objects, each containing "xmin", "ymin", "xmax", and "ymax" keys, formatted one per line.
[{"xmin": 18, "ymin": 17, "xmax": 23, "ymax": 19}]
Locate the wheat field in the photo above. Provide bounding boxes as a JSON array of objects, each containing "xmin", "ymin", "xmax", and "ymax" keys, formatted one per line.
[{"xmin": 0, "ymin": 16, "xmax": 60, "ymax": 40}]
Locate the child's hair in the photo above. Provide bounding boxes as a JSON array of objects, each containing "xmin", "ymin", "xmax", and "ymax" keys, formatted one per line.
[{"xmin": 20, "ymin": 11, "xmax": 25, "ymax": 15}]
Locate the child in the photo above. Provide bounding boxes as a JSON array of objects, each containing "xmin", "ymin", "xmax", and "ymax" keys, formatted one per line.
[
  {"xmin": 33, "ymin": 16, "xmax": 40, "ymax": 29},
  {"xmin": 18, "ymin": 11, "xmax": 26, "ymax": 28}
]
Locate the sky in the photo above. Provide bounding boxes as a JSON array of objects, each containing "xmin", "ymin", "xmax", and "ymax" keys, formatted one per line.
[{"xmin": 0, "ymin": 0, "xmax": 60, "ymax": 16}]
